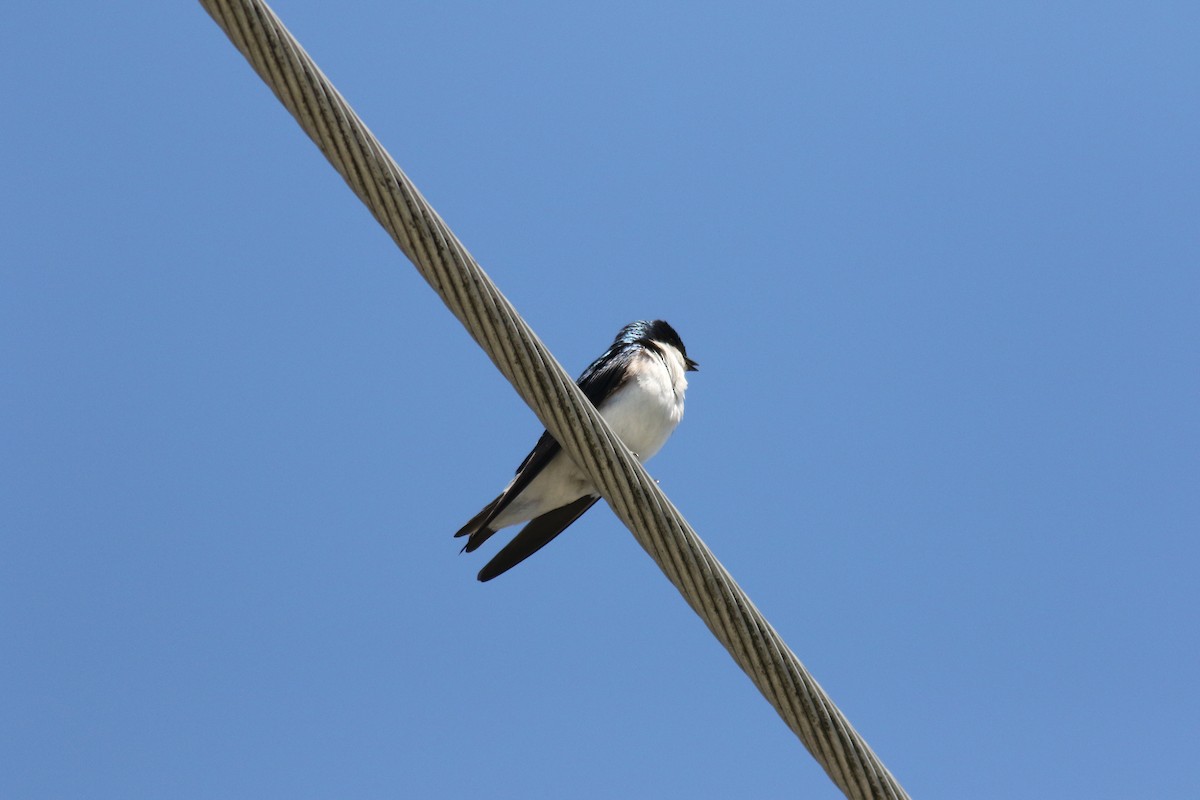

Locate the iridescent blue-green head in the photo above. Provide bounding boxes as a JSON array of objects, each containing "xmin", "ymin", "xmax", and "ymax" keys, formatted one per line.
[{"xmin": 615, "ymin": 320, "xmax": 699, "ymax": 371}]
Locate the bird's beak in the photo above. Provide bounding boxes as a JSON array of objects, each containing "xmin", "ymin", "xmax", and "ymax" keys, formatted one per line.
[{"xmin": 685, "ymin": 358, "xmax": 699, "ymax": 372}]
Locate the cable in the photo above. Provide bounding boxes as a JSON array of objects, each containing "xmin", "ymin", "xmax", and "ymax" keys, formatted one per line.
[{"xmin": 198, "ymin": 2, "xmax": 910, "ymax": 796}]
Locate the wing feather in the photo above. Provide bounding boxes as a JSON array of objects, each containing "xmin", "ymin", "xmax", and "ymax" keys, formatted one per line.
[{"xmin": 476, "ymin": 495, "xmax": 600, "ymax": 582}]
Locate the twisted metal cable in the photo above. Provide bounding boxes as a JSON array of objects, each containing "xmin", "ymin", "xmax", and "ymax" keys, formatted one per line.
[{"xmin": 198, "ymin": 2, "xmax": 909, "ymax": 797}]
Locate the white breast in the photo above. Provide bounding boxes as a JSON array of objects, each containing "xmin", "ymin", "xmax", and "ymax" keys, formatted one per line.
[{"xmin": 600, "ymin": 343, "xmax": 688, "ymax": 462}]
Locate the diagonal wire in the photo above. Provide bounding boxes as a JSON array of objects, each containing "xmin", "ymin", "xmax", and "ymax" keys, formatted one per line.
[{"xmin": 197, "ymin": 2, "xmax": 910, "ymax": 797}]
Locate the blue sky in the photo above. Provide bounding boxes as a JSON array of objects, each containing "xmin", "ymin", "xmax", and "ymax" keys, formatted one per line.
[{"xmin": 3, "ymin": 2, "xmax": 1198, "ymax": 798}]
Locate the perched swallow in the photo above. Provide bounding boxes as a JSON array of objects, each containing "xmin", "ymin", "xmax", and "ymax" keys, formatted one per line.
[{"xmin": 455, "ymin": 319, "xmax": 698, "ymax": 581}]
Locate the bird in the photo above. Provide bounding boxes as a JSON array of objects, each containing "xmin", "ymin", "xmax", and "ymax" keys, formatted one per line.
[{"xmin": 455, "ymin": 319, "xmax": 698, "ymax": 582}]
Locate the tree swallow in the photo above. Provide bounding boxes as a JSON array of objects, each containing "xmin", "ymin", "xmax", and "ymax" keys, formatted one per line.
[{"xmin": 455, "ymin": 319, "xmax": 699, "ymax": 582}]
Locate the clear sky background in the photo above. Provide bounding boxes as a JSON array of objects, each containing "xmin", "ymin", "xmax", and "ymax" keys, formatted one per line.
[{"xmin": 3, "ymin": 2, "xmax": 1197, "ymax": 798}]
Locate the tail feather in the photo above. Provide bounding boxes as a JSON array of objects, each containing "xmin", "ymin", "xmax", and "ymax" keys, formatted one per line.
[
  {"xmin": 455, "ymin": 494, "xmax": 504, "ymax": 552},
  {"xmin": 461, "ymin": 527, "xmax": 495, "ymax": 553}
]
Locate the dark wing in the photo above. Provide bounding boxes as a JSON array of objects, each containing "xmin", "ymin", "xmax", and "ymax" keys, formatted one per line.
[
  {"xmin": 497, "ymin": 343, "xmax": 630, "ymax": 510},
  {"xmin": 476, "ymin": 495, "xmax": 600, "ymax": 582},
  {"xmin": 504, "ymin": 343, "xmax": 632, "ymax": 485},
  {"xmin": 573, "ymin": 341, "xmax": 634, "ymax": 409},
  {"xmin": 455, "ymin": 344, "xmax": 632, "ymax": 543}
]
